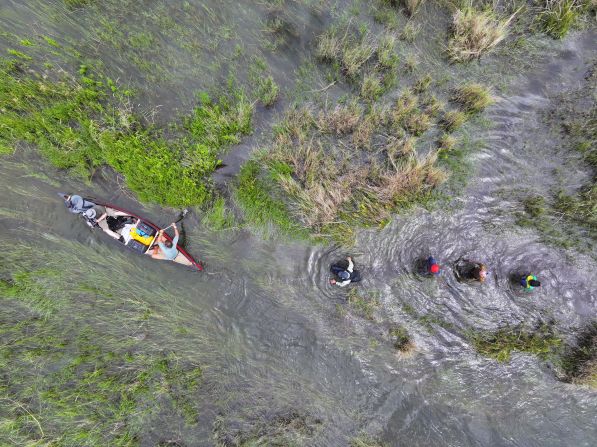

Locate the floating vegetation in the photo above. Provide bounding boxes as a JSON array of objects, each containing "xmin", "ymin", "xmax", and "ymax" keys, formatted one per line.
[{"xmin": 389, "ymin": 325, "xmax": 416, "ymax": 354}]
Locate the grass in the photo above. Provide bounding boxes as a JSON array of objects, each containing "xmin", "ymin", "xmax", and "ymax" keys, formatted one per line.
[
  {"xmin": 558, "ymin": 322, "xmax": 597, "ymax": 388},
  {"xmin": 468, "ymin": 322, "xmax": 562, "ymax": 362},
  {"xmin": 347, "ymin": 289, "xmax": 380, "ymax": 321},
  {"xmin": 447, "ymin": 7, "xmax": 517, "ymax": 62},
  {"xmin": 350, "ymin": 434, "xmax": 387, "ymax": 447},
  {"xmin": 389, "ymin": 325, "xmax": 416, "ymax": 354},
  {"xmin": 441, "ymin": 110, "xmax": 468, "ymax": 132},
  {"xmin": 0, "ymin": 58, "xmax": 253, "ymax": 207},
  {"xmin": 256, "ymin": 75, "xmax": 280, "ymax": 107},
  {"xmin": 540, "ymin": 0, "xmax": 581, "ymax": 39},
  {"xmin": 201, "ymin": 197, "xmax": 236, "ymax": 230},
  {"xmin": 234, "ymin": 160, "xmax": 307, "ymax": 238},
  {"xmin": 403, "ymin": 0, "xmax": 426, "ymax": 16},
  {"xmin": 452, "ymin": 83, "xmax": 494, "ymax": 114},
  {"xmin": 0, "ymin": 255, "xmax": 205, "ymax": 446},
  {"xmin": 470, "ymin": 321, "xmax": 597, "ymax": 388},
  {"xmin": 361, "ymin": 73, "xmax": 384, "ymax": 101}
]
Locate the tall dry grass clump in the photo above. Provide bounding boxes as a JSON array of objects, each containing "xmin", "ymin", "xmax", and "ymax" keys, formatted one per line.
[
  {"xmin": 447, "ymin": 7, "xmax": 518, "ymax": 62},
  {"xmin": 317, "ymin": 103, "xmax": 362, "ymax": 135},
  {"xmin": 316, "ymin": 33, "xmax": 341, "ymax": 61}
]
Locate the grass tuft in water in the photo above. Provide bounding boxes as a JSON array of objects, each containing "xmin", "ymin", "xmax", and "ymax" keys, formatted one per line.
[
  {"xmin": 468, "ymin": 322, "xmax": 561, "ymax": 362},
  {"xmin": 441, "ymin": 110, "xmax": 468, "ymax": 133},
  {"xmin": 389, "ymin": 325, "xmax": 415, "ymax": 354},
  {"xmin": 557, "ymin": 322, "xmax": 597, "ymax": 388},
  {"xmin": 347, "ymin": 289, "xmax": 380, "ymax": 321},
  {"xmin": 452, "ymin": 83, "xmax": 494, "ymax": 113},
  {"xmin": 447, "ymin": 7, "xmax": 517, "ymax": 62}
]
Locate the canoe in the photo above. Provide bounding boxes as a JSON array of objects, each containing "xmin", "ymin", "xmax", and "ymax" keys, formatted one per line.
[{"xmin": 63, "ymin": 195, "xmax": 203, "ymax": 271}]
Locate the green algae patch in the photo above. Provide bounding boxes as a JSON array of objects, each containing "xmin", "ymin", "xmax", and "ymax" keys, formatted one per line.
[{"xmin": 0, "ymin": 58, "xmax": 252, "ymax": 208}]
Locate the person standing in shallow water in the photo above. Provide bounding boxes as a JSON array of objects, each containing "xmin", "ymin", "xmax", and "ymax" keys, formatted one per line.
[
  {"xmin": 521, "ymin": 274, "xmax": 541, "ymax": 291},
  {"xmin": 426, "ymin": 256, "xmax": 441, "ymax": 276},
  {"xmin": 455, "ymin": 258, "xmax": 488, "ymax": 283},
  {"xmin": 472, "ymin": 263, "xmax": 488, "ymax": 282},
  {"xmin": 330, "ymin": 256, "xmax": 362, "ymax": 287}
]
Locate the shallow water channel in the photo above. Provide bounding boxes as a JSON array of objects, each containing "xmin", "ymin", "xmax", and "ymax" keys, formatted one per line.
[{"xmin": 1, "ymin": 1, "xmax": 596, "ymax": 446}]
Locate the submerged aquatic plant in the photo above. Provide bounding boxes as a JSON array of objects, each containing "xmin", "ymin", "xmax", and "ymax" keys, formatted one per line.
[{"xmin": 447, "ymin": 7, "xmax": 518, "ymax": 62}]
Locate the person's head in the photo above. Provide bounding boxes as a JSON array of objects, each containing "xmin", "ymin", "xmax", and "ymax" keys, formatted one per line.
[
  {"xmin": 529, "ymin": 279, "xmax": 541, "ymax": 287},
  {"xmin": 164, "ymin": 240, "xmax": 173, "ymax": 249},
  {"xmin": 479, "ymin": 265, "xmax": 488, "ymax": 280},
  {"xmin": 430, "ymin": 263, "xmax": 440, "ymax": 275},
  {"xmin": 338, "ymin": 270, "xmax": 350, "ymax": 281}
]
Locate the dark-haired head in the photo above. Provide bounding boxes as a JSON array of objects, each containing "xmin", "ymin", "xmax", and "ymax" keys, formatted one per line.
[
  {"xmin": 529, "ymin": 279, "xmax": 541, "ymax": 287},
  {"xmin": 165, "ymin": 240, "xmax": 173, "ymax": 248}
]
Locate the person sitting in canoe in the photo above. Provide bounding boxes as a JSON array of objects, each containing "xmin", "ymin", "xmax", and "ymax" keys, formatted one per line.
[
  {"xmin": 61, "ymin": 194, "xmax": 95, "ymax": 214},
  {"xmin": 330, "ymin": 256, "xmax": 362, "ymax": 287},
  {"xmin": 150, "ymin": 222, "xmax": 180, "ymax": 261}
]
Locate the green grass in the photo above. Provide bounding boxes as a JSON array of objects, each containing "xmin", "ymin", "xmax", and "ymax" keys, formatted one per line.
[
  {"xmin": 452, "ymin": 83, "xmax": 494, "ymax": 114},
  {"xmin": 388, "ymin": 325, "xmax": 415, "ymax": 353},
  {"xmin": 0, "ymin": 59, "xmax": 253, "ymax": 208},
  {"xmin": 235, "ymin": 160, "xmax": 306, "ymax": 237},
  {"xmin": 201, "ymin": 197, "xmax": 236, "ymax": 230},
  {"xmin": 540, "ymin": 0, "xmax": 580, "ymax": 39},
  {"xmin": 256, "ymin": 75, "xmax": 280, "ymax": 107},
  {"xmin": 468, "ymin": 322, "xmax": 562, "ymax": 362}
]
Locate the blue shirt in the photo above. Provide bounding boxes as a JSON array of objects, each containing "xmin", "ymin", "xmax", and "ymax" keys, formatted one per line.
[{"xmin": 158, "ymin": 235, "xmax": 179, "ymax": 260}]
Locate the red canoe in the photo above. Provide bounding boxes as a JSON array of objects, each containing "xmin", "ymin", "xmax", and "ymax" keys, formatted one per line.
[{"xmin": 67, "ymin": 196, "xmax": 203, "ymax": 271}]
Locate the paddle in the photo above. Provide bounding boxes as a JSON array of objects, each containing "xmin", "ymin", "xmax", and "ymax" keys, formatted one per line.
[{"xmin": 164, "ymin": 208, "xmax": 189, "ymax": 230}]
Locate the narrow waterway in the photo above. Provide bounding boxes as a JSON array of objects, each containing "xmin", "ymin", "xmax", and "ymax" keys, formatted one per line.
[{"xmin": 0, "ymin": 1, "xmax": 595, "ymax": 446}]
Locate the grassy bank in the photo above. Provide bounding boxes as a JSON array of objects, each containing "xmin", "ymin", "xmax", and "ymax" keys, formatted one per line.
[{"xmin": 0, "ymin": 44, "xmax": 252, "ymax": 208}]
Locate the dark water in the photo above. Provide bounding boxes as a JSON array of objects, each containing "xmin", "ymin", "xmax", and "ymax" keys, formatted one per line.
[{"xmin": 1, "ymin": 1, "xmax": 596, "ymax": 446}]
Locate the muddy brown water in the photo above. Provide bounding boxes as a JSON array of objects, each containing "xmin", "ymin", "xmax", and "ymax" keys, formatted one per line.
[{"xmin": 1, "ymin": 1, "xmax": 596, "ymax": 446}]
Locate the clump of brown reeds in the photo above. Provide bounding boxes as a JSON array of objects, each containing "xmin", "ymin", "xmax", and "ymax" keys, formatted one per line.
[
  {"xmin": 447, "ymin": 7, "xmax": 519, "ymax": 62},
  {"xmin": 405, "ymin": 112, "xmax": 432, "ymax": 136}
]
